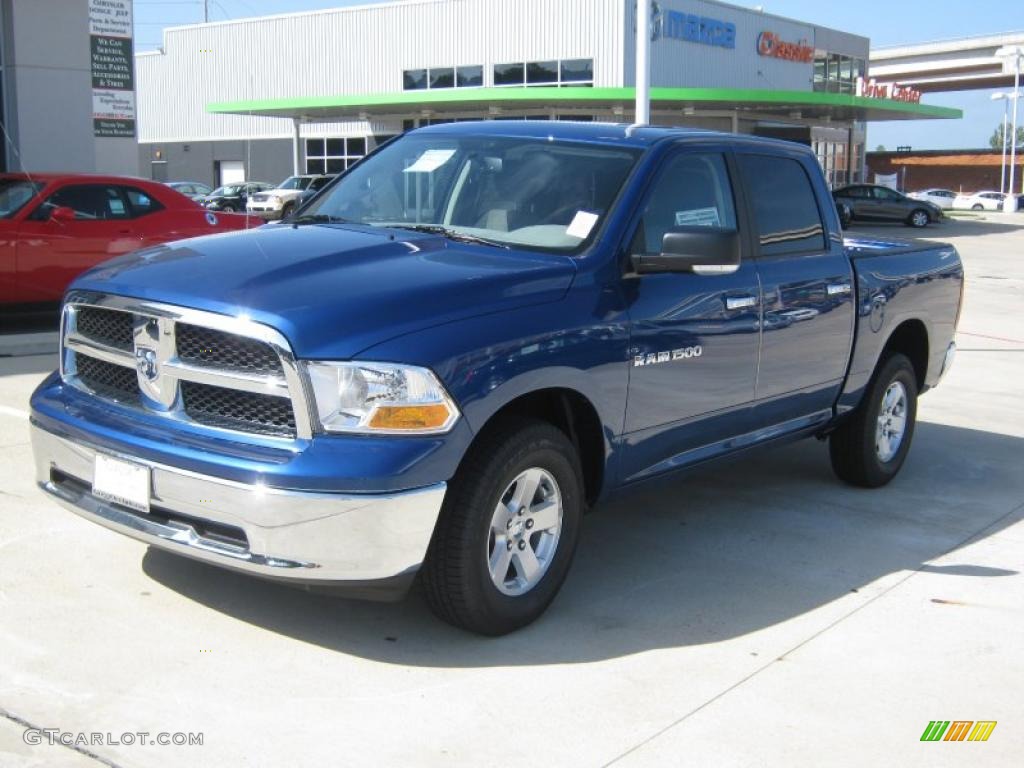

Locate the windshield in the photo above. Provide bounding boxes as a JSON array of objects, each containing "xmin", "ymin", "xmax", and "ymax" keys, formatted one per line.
[
  {"xmin": 0, "ymin": 179, "xmax": 44, "ymax": 219},
  {"xmin": 302, "ymin": 134, "xmax": 641, "ymax": 252},
  {"xmin": 277, "ymin": 176, "xmax": 309, "ymax": 190},
  {"xmin": 211, "ymin": 185, "xmax": 243, "ymax": 196}
]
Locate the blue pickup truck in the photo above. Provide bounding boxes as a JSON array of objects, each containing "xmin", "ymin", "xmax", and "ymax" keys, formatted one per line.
[{"xmin": 30, "ymin": 122, "xmax": 963, "ymax": 635}]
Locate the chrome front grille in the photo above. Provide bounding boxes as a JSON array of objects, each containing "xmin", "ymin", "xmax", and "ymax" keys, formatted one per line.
[
  {"xmin": 76, "ymin": 306, "xmax": 134, "ymax": 351},
  {"xmin": 176, "ymin": 324, "xmax": 283, "ymax": 375},
  {"xmin": 181, "ymin": 381, "xmax": 297, "ymax": 436},
  {"xmin": 61, "ymin": 293, "xmax": 313, "ymax": 440}
]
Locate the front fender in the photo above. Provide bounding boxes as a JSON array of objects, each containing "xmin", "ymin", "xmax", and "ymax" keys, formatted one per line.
[{"xmin": 358, "ymin": 277, "xmax": 631, "ymax": 469}]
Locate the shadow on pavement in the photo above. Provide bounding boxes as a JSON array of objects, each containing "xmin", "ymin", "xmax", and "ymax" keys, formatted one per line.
[{"xmin": 142, "ymin": 419, "xmax": 1024, "ymax": 666}]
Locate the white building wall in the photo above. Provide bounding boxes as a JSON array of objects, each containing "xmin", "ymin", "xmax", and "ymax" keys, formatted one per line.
[{"xmin": 136, "ymin": 0, "xmax": 626, "ymax": 143}]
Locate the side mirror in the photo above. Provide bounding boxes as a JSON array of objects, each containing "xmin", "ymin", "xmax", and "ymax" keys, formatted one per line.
[
  {"xmin": 49, "ymin": 206, "xmax": 77, "ymax": 223},
  {"xmin": 632, "ymin": 227, "xmax": 741, "ymax": 275}
]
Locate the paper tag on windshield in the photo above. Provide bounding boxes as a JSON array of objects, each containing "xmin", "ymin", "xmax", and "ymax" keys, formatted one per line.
[
  {"xmin": 675, "ymin": 207, "xmax": 721, "ymax": 227},
  {"xmin": 566, "ymin": 210, "xmax": 599, "ymax": 239},
  {"xmin": 403, "ymin": 149, "xmax": 456, "ymax": 173}
]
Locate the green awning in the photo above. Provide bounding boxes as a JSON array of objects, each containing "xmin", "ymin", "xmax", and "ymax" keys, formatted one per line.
[{"xmin": 208, "ymin": 86, "xmax": 961, "ymax": 123}]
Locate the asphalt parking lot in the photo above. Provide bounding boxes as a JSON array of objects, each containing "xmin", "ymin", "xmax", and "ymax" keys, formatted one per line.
[{"xmin": 1, "ymin": 216, "xmax": 1022, "ymax": 767}]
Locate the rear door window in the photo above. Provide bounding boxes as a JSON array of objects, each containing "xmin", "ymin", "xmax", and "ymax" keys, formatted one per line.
[{"xmin": 738, "ymin": 154, "xmax": 826, "ymax": 256}]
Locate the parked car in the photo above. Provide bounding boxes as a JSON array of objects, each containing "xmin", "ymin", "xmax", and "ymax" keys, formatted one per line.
[
  {"xmin": 246, "ymin": 175, "xmax": 332, "ymax": 219},
  {"xmin": 30, "ymin": 123, "xmax": 963, "ymax": 635},
  {"xmin": 0, "ymin": 173, "xmax": 255, "ymax": 304},
  {"xmin": 203, "ymin": 182, "xmax": 275, "ymax": 212},
  {"xmin": 953, "ymin": 190, "xmax": 1006, "ymax": 211},
  {"xmin": 165, "ymin": 181, "xmax": 213, "ymax": 202},
  {"xmin": 293, "ymin": 175, "xmax": 337, "ymax": 211},
  {"xmin": 832, "ymin": 184, "xmax": 943, "ymax": 228},
  {"xmin": 907, "ymin": 188, "xmax": 956, "ymax": 210}
]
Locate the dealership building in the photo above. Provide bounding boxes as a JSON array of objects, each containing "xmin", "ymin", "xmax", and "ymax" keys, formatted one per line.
[{"xmin": 134, "ymin": 0, "xmax": 959, "ymax": 189}]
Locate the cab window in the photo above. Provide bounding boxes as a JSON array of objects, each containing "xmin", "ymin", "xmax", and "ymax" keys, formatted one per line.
[
  {"xmin": 34, "ymin": 184, "xmax": 131, "ymax": 221},
  {"xmin": 122, "ymin": 187, "xmax": 164, "ymax": 217},
  {"xmin": 633, "ymin": 152, "xmax": 737, "ymax": 255},
  {"xmin": 739, "ymin": 154, "xmax": 825, "ymax": 256}
]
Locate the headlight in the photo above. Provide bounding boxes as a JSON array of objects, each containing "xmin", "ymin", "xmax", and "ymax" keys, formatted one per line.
[
  {"xmin": 271, "ymin": 196, "xmax": 282, "ymax": 205},
  {"xmin": 306, "ymin": 361, "xmax": 459, "ymax": 434}
]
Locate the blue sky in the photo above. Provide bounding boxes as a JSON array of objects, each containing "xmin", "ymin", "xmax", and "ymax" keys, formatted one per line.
[{"xmin": 133, "ymin": 0, "xmax": 1024, "ymax": 150}]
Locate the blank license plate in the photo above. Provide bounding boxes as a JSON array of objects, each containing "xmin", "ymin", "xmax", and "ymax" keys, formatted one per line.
[{"xmin": 93, "ymin": 454, "xmax": 150, "ymax": 513}]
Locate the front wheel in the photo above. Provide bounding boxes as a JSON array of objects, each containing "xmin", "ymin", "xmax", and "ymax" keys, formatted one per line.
[
  {"xmin": 971, "ymin": 203, "xmax": 984, "ymax": 211},
  {"xmin": 908, "ymin": 209, "xmax": 930, "ymax": 228},
  {"xmin": 829, "ymin": 353, "xmax": 918, "ymax": 488},
  {"xmin": 421, "ymin": 419, "xmax": 583, "ymax": 635}
]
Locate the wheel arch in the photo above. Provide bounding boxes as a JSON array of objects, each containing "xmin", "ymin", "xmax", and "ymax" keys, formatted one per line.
[
  {"xmin": 463, "ymin": 387, "xmax": 608, "ymax": 508},
  {"xmin": 880, "ymin": 318, "xmax": 929, "ymax": 391}
]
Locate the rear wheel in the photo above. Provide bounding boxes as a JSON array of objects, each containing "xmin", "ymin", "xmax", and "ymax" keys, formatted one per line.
[
  {"xmin": 837, "ymin": 204, "xmax": 852, "ymax": 229},
  {"xmin": 908, "ymin": 209, "xmax": 930, "ymax": 228},
  {"xmin": 421, "ymin": 419, "xmax": 583, "ymax": 635},
  {"xmin": 829, "ymin": 353, "xmax": 918, "ymax": 488}
]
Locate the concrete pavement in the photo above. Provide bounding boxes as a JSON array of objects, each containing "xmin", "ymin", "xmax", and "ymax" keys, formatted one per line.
[{"xmin": 1, "ymin": 218, "xmax": 1021, "ymax": 767}]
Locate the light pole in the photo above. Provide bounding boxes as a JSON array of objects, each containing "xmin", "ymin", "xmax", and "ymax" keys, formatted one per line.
[
  {"xmin": 990, "ymin": 92, "xmax": 1014, "ymax": 195},
  {"xmin": 996, "ymin": 46, "xmax": 1023, "ymax": 211},
  {"xmin": 635, "ymin": 0, "xmax": 651, "ymax": 124}
]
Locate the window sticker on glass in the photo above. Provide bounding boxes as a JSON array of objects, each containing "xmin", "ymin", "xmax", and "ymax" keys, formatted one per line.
[
  {"xmin": 403, "ymin": 149, "xmax": 457, "ymax": 173},
  {"xmin": 566, "ymin": 210, "xmax": 599, "ymax": 239},
  {"xmin": 675, "ymin": 207, "xmax": 721, "ymax": 227}
]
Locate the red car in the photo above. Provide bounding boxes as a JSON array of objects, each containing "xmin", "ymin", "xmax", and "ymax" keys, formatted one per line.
[{"xmin": 0, "ymin": 173, "xmax": 258, "ymax": 305}]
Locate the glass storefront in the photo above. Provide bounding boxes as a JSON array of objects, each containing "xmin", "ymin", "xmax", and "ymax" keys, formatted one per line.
[{"xmin": 813, "ymin": 52, "xmax": 866, "ymax": 94}]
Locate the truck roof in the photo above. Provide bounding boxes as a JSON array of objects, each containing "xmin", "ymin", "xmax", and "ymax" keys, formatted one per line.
[{"xmin": 413, "ymin": 119, "xmax": 808, "ymax": 153}]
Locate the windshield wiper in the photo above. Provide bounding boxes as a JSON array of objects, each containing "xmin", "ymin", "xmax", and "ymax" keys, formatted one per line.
[
  {"xmin": 388, "ymin": 223, "xmax": 510, "ymax": 249},
  {"xmin": 286, "ymin": 213, "xmax": 349, "ymax": 226}
]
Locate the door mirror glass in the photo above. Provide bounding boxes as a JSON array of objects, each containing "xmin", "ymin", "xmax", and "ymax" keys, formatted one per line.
[{"xmin": 633, "ymin": 227, "xmax": 740, "ymax": 275}]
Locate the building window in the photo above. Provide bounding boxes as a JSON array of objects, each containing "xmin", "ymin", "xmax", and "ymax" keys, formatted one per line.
[
  {"xmin": 560, "ymin": 59, "xmax": 593, "ymax": 83},
  {"xmin": 526, "ymin": 60, "xmax": 558, "ymax": 85},
  {"xmin": 494, "ymin": 59, "xmax": 594, "ymax": 87},
  {"xmin": 813, "ymin": 52, "xmax": 865, "ymax": 94},
  {"xmin": 404, "ymin": 65, "xmax": 482, "ymax": 90},
  {"xmin": 305, "ymin": 137, "xmax": 366, "ymax": 175},
  {"xmin": 403, "ymin": 69, "xmax": 428, "ymax": 90},
  {"xmin": 494, "ymin": 62, "xmax": 525, "ymax": 86},
  {"xmin": 456, "ymin": 65, "xmax": 483, "ymax": 87}
]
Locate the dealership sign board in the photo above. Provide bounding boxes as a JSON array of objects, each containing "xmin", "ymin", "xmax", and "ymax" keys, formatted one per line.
[
  {"xmin": 89, "ymin": 0, "xmax": 135, "ymax": 137},
  {"xmin": 856, "ymin": 77, "xmax": 921, "ymax": 104},
  {"xmin": 756, "ymin": 30, "xmax": 814, "ymax": 63},
  {"xmin": 650, "ymin": 3, "xmax": 736, "ymax": 49}
]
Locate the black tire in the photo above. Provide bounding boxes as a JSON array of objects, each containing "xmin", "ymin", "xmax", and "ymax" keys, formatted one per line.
[
  {"xmin": 837, "ymin": 204, "xmax": 852, "ymax": 229},
  {"xmin": 222, "ymin": 203, "xmax": 237, "ymax": 212},
  {"xmin": 971, "ymin": 204, "xmax": 983, "ymax": 211},
  {"xmin": 421, "ymin": 419, "xmax": 584, "ymax": 635},
  {"xmin": 281, "ymin": 202, "xmax": 295, "ymax": 219},
  {"xmin": 907, "ymin": 209, "xmax": 930, "ymax": 228},
  {"xmin": 829, "ymin": 353, "xmax": 918, "ymax": 488}
]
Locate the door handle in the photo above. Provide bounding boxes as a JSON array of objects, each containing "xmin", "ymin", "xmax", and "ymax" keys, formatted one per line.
[
  {"xmin": 726, "ymin": 296, "xmax": 758, "ymax": 311},
  {"xmin": 827, "ymin": 283, "xmax": 851, "ymax": 296}
]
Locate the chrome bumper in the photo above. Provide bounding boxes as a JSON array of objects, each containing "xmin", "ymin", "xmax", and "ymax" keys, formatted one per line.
[{"xmin": 31, "ymin": 423, "xmax": 445, "ymax": 592}]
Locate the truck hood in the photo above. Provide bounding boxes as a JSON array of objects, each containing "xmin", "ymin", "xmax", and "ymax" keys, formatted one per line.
[{"xmin": 71, "ymin": 223, "xmax": 577, "ymax": 359}]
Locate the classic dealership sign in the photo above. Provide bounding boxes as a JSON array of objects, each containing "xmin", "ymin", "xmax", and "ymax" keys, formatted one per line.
[
  {"xmin": 89, "ymin": 0, "xmax": 135, "ymax": 137},
  {"xmin": 756, "ymin": 30, "xmax": 814, "ymax": 63},
  {"xmin": 857, "ymin": 77, "xmax": 922, "ymax": 104}
]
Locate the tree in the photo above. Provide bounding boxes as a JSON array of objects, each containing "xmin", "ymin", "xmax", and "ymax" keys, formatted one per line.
[
  {"xmin": 875, "ymin": 144, "xmax": 886, "ymax": 152},
  {"xmin": 990, "ymin": 123, "xmax": 1024, "ymax": 150}
]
